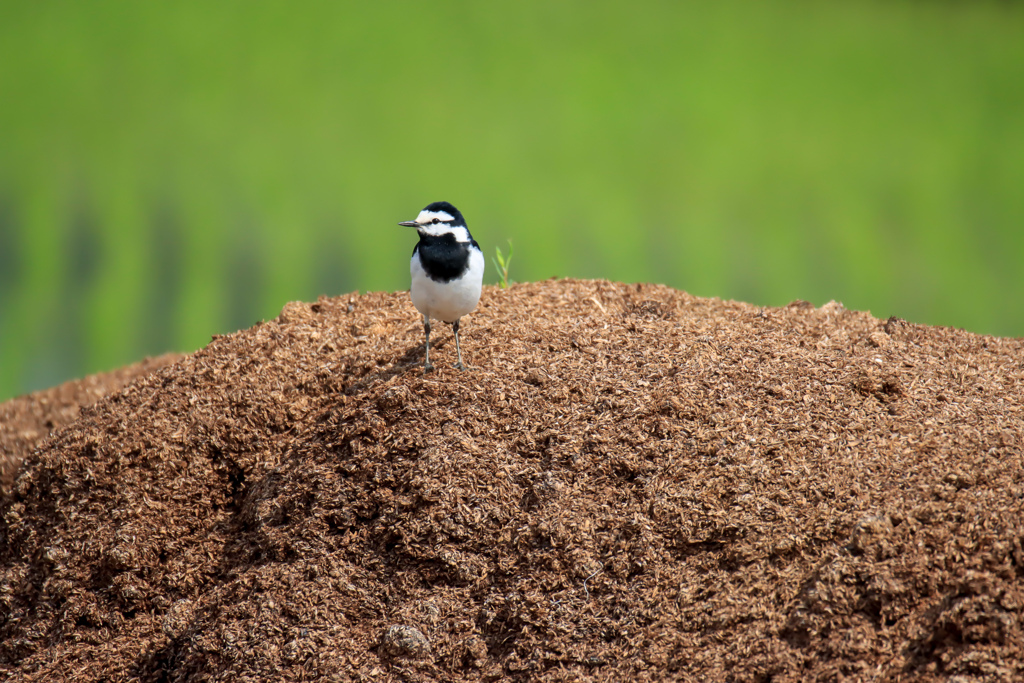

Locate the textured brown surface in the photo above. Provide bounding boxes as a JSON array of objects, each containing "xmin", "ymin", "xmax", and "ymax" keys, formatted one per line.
[
  {"xmin": 1, "ymin": 279, "xmax": 1022, "ymax": 682},
  {"xmin": 0, "ymin": 353, "xmax": 183, "ymax": 491}
]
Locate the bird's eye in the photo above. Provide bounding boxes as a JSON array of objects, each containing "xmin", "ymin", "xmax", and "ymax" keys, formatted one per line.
[{"xmin": 432, "ymin": 218, "xmax": 440, "ymax": 224}]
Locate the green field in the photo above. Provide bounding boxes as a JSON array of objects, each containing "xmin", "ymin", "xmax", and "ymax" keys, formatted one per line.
[{"xmin": 1, "ymin": 1, "xmax": 1022, "ymax": 401}]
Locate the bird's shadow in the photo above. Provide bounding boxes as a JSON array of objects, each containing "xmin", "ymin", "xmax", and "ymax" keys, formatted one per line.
[{"xmin": 335, "ymin": 335, "xmax": 456, "ymax": 398}]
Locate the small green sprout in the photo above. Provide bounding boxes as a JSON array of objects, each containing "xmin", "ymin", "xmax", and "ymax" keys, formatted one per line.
[{"xmin": 492, "ymin": 239, "xmax": 513, "ymax": 288}]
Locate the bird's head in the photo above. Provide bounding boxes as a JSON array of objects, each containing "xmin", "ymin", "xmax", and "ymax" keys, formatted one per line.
[{"xmin": 399, "ymin": 201, "xmax": 471, "ymax": 241}]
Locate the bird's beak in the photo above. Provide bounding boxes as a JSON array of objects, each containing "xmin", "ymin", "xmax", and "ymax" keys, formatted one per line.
[{"xmin": 398, "ymin": 220, "xmax": 419, "ymax": 227}]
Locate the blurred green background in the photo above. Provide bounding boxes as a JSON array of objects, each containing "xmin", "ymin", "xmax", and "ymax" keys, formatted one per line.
[{"xmin": 1, "ymin": 1, "xmax": 1022, "ymax": 401}]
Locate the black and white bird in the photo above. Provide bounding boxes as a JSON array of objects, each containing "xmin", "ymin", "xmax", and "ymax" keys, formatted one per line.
[{"xmin": 399, "ymin": 201, "xmax": 484, "ymax": 372}]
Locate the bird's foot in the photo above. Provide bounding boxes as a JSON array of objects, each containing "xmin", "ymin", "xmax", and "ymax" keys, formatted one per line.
[
  {"xmin": 454, "ymin": 362, "xmax": 467, "ymax": 371},
  {"xmin": 423, "ymin": 362, "xmax": 435, "ymax": 373}
]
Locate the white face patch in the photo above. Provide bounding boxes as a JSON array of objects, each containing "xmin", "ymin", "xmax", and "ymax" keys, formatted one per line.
[
  {"xmin": 414, "ymin": 210, "xmax": 471, "ymax": 241},
  {"xmin": 417, "ymin": 209, "xmax": 455, "ymax": 224}
]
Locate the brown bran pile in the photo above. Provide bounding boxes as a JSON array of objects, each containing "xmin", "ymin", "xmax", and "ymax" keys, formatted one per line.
[{"xmin": 1, "ymin": 279, "xmax": 1022, "ymax": 681}]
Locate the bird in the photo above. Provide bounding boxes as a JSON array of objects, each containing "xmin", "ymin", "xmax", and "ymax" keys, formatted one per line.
[{"xmin": 399, "ymin": 201, "xmax": 485, "ymax": 372}]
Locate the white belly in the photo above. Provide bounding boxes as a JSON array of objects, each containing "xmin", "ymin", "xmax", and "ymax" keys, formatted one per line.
[{"xmin": 410, "ymin": 248, "xmax": 485, "ymax": 323}]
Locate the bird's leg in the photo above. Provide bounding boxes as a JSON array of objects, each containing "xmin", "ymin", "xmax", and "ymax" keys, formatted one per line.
[
  {"xmin": 423, "ymin": 317, "xmax": 434, "ymax": 373},
  {"xmin": 452, "ymin": 318, "xmax": 465, "ymax": 370}
]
